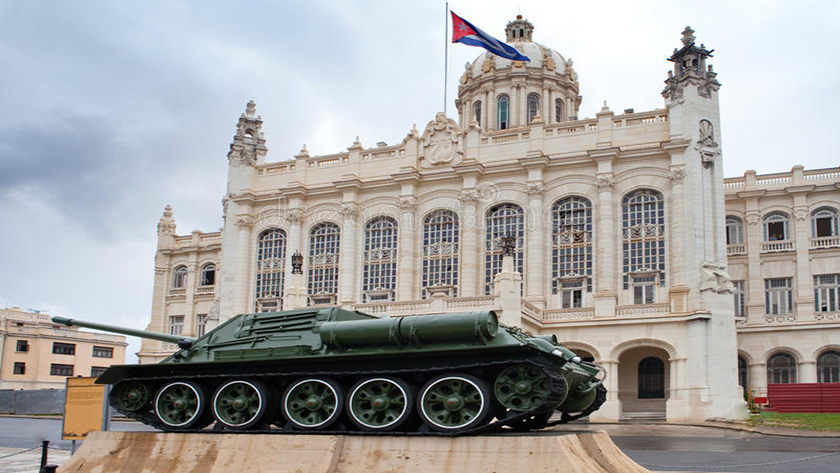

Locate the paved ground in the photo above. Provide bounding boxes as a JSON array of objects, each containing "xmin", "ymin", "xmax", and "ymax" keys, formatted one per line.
[{"xmin": 0, "ymin": 417, "xmax": 837, "ymax": 473}]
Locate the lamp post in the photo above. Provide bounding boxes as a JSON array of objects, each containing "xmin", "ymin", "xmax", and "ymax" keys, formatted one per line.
[
  {"xmin": 291, "ymin": 251, "xmax": 303, "ymax": 274},
  {"xmin": 500, "ymin": 235, "xmax": 516, "ymax": 257}
]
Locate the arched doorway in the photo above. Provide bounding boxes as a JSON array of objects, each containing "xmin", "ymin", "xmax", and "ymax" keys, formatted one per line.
[{"xmin": 618, "ymin": 346, "xmax": 669, "ymax": 420}]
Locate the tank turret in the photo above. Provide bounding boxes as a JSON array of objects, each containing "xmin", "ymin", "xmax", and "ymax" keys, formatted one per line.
[{"xmin": 54, "ymin": 308, "xmax": 605, "ymax": 434}]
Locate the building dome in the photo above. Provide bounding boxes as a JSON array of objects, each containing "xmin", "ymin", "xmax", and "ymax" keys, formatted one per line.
[{"xmin": 456, "ymin": 16, "xmax": 582, "ymax": 131}]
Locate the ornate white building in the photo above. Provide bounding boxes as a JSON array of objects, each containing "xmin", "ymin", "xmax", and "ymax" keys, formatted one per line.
[{"xmin": 139, "ymin": 18, "xmax": 840, "ymax": 422}]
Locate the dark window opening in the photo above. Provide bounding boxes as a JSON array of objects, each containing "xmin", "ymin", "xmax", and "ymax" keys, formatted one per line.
[
  {"xmin": 52, "ymin": 342, "xmax": 75, "ymax": 355},
  {"xmin": 738, "ymin": 356, "xmax": 748, "ymax": 388},
  {"xmin": 50, "ymin": 364, "xmax": 74, "ymax": 377},
  {"xmin": 92, "ymin": 346, "xmax": 113, "ymax": 358},
  {"xmin": 767, "ymin": 221, "xmax": 785, "ymax": 240},
  {"xmin": 13, "ymin": 362, "xmax": 25, "ymax": 375},
  {"xmin": 638, "ymin": 357, "xmax": 665, "ymax": 399},
  {"xmin": 91, "ymin": 366, "xmax": 109, "ymax": 378},
  {"xmin": 16, "ymin": 340, "xmax": 29, "ymax": 352}
]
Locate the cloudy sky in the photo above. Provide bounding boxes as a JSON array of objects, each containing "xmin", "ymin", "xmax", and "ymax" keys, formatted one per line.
[{"xmin": 1, "ymin": 1, "xmax": 837, "ymax": 361}]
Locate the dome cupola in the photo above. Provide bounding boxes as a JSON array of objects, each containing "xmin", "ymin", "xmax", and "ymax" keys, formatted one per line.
[{"xmin": 456, "ymin": 16, "xmax": 582, "ymax": 131}]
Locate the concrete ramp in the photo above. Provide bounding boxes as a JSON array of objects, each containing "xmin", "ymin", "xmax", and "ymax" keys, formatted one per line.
[{"xmin": 58, "ymin": 431, "xmax": 650, "ymax": 473}]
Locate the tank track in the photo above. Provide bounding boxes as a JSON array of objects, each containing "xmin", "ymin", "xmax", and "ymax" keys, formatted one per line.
[{"xmin": 111, "ymin": 357, "xmax": 601, "ymax": 436}]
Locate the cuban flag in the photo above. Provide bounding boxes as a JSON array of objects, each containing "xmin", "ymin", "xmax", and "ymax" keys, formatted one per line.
[{"xmin": 451, "ymin": 11, "xmax": 529, "ymax": 62}]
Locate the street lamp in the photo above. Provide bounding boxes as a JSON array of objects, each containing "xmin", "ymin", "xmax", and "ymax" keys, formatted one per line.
[
  {"xmin": 500, "ymin": 235, "xmax": 516, "ymax": 257},
  {"xmin": 291, "ymin": 251, "xmax": 303, "ymax": 274}
]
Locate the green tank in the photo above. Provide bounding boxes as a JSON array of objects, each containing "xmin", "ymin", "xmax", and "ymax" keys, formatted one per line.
[{"xmin": 52, "ymin": 308, "xmax": 605, "ymax": 434}]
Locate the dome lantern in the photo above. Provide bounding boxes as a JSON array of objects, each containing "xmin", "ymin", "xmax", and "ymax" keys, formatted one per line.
[{"xmin": 505, "ymin": 15, "xmax": 534, "ymax": 43}]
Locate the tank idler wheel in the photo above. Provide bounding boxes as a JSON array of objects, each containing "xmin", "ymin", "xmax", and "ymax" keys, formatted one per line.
[
  {"xmin": 282, "ymin": 378, "xmax": 344, "ymax": 430},
  {"xmin": 112, "ymin": 381, "xmax": 151, "ymax": 412},
  {"xmin": 154, "ymin": 381, "xmax": 211, "ymax": 429},
  {"xmin": 347, "ymin": 377, "xmax": 414, "ymax": 431},
  {"xmin": 418, "ymin": 373, "xmax": 493, "ymax": 433},
  {"xmin": 493, "ymin": 364, "xmax": 554, "ymax": 412},
  {"xmin": 212, "ymin": 380, "xmax": 273, "ymax": 429}
]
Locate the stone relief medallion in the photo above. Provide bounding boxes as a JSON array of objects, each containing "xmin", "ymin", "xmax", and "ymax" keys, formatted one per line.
[
  {"xmin": 419, "ymin": 112, "xmax": 464, "ymax": 168},
  {"xmin": 695, "ymin": 119, "xmax": 720, "ymax": 168}
]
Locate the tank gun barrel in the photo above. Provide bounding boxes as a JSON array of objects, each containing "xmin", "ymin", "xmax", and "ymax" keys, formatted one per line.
[{"xmin": 51, "ymin": 316, "xmax": 195, "ymax": 345}]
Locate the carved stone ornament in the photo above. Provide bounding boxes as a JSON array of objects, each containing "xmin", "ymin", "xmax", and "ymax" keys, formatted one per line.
[
  {"xmin": 208, "ymin": 298, "xmax": 220, "ymax": 321},
  {"xmin": 794, "ymin": 208, "xmax": 808, "ymax": 221},
  {"xmin": 418, "ymin": 112, "xmax": 464, "ymax": 168},
  {"xmin": 341, "ymin": 203, "xmax": 359, "ymax": 218},
  {"xmin": 235, "ymin": 216, "xmax": 254, "ymax": 228},
  {"xmin": 284, "ymin": 208, "xmax": 304, "ymax": 225},
  {"xmin": 699, "ymin": 261, "xmax": 735, "ymax": 294},
  {"xmin": 459, "ymin": 189, "xmax": 479, "ymax": 205},
  {"xmin": 745, "ymin": 212, "xmax": 760, "ymax": 225},
  {"xmin": 668, "ymin": 168, "xmax": 687, "ymax": 182},
  {"xmin": 526, "ymin": 182, "xmax": 545, "ymax": 196},
  {"xmin": 695, "ymin": 119, "xmax": 720, "ymax": 168},
  {"xmin": 595, "ymin": 176, "xmax": 614, "ymax": 190},
  {"xmin": 399, "ymin": 197, "xmax": 417, "ymax": 211}
]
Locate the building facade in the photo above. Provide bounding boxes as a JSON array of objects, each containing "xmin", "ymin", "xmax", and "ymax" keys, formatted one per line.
[
  {"xmin": 138, "ymin": 18, "xmax": 840, "ymax": 421},
  {"xmin": 0, "ymin": 308, "xmax": 127, "ymax": 389}
]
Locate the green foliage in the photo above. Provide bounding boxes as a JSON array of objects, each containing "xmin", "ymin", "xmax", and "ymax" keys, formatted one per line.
[{"xmin": 748, "ymin": 412, "xmax": 840, "ymax": 431}]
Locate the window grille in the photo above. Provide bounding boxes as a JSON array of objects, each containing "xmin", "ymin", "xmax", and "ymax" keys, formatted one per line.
[
  {"xmin": 92, "ymin": 346, "xmax": 113, "ymax": 358},
  {"xmin": 52, "ymin": 342, "xmax": 75, "ymax": 355},
  {"xmin": 767, "ymin": 353, "xmax": 796, "ymax": 383},
  {"xmin": 308, "ymin": 223, "xmax": 340, "ymax": 305},
  {"xmin": 485, "ymin": 204, "xmax": 524, "ymax": 295},
  {"xmin": 50, "ymin": 364, "xmax": 74, "ymax": 377},
  {"xmin": 552, "ymin": 197, "xmax": 592, "ymax": 295},
  {"xmin": 555, "ymin": 98, "xmax": 563, "ymax": 122},
  {"xmin": 255, "ymin": 228, "xmax": 287, "ymax": 311},
  {"xmin": 815, "ymin": 274, "xmax": 840, "ymax": 313},
  {"xmin": 622, "ymin": 190, "xmax": 665, "ymax": 288},
  {"xmin": 422, "ymin": 210, "xmax": 459, "ymax": 298},
  {"xmin": 15, "ymin": 340, "xmax": 28, "ymax": 352},
  {"xmin": 765, "ymin": 278, "xmax": 793, "ymax": 315},
  {"xmin": 638, "ymin": 357, "xmax": 665, "ymax": 399},
  {"xmin": 733, "ymin": 280, "xmax": 746, "ymax": 316},
  {"xmin": 13, "ymin": 362, "xmax": 25, "ymax": 375},
  {"xmin": 817, "ymin": 351, "xmax": 840, "ymax": 383},
  {"xmin": 363, "ymin": 217, "xmax": 398, "ymax": 302}
]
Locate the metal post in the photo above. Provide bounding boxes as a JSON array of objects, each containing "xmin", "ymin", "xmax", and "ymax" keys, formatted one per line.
[
  {"xmin": 443, "ymin": 2, "xmax": 449, "ymax": 116},
  {"xmin": 39, "ymin": 440, "xmax": 49, "ymax": 470},
  {"xmin": 71, "ymin": 440, "xmax": 76, "ymax": 455}
]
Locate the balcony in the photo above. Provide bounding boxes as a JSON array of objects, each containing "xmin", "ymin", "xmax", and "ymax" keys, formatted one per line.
[
  {"xmin": 811, "ymin": 236, "xmax": 840, "ymax": 249},
  {"xmin": 727, "ymin": 244, "xmax": 746, "ymax": 255},
  {"xmin": 761, "ymin": 240, "xmax": 794, "ymax": 253}
]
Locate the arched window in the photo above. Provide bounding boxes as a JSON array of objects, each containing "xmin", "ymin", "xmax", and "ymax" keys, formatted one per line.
[
  {"xmin": 815, "ymin": 274, "xmax": 840, "ymax": 313},
  {"xmin": 812, "ymin": 207, "xmax": 839, "ymax": 238},
  {"xmin": 527, "ymin": 93, "xmax": 540, "ymax": 123},
  {"xmin": 255, "ymin": 228, "xmax": 286, "ymax": 312},
  {"xmin": 363, "ymin": 217, "xmax": 398, "ymax": 302},
  {"xmin": 638, "ymin": 357, "xmax": 665, "ymax": 399},
  {"xmin": 497, "ymin": 94, "xmax": 510, "ymax": 130},
  {"xmin": 767, "ymin": 353, "xmax": 796, "ymax": 384},
  {"xmin": 738, "ymin": 356, "xmax": 748, "ymax": 389},
  {"xmin": 199, "ymin": 263, "xmax": 216, "ymax": 287},
  {"xmin": 818, "ymin": 351, "xmax": 840, "ymax": 383},
  {"xmin": 555, "ymin": 98, "xmax": 564, "ymax": 122},
  {"xmin": 172, "ymin": 266, "xmax": 188, "ymax": 288},
  {"xmin": 473, "ymin": 100, "xmax": 482, "ymax": 127},
  {"xmin": 308, "ymin": 223, "xmax": 340, "ymax": 306},
  {"xmin": 422, "ymin": 210, "xmax": 459, "ymax": 298},
  {"xmin": 552, "ymin": 197, "xmax": 592, "ymax": 307},
  {"xmin": 726, "ymin": 216, "xmax": 744, "ymax": 245},
  {"xmin": 484, "ymin": 204, "xmax": 524, "ymax": 295},
  {"xmin": 763, "ymin": 212, "xmax": 789, "ymax": 241},
  {"xmin": 622, "ymin": 190, "xmax": 665, "ymax": 303}
]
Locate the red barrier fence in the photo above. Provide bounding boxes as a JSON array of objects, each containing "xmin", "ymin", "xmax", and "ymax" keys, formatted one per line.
[{"xmin": 767, "ymin": 383, "xmax": 840, "ymax": 413}]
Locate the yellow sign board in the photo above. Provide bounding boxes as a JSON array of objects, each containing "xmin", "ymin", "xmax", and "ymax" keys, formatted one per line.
[{"xmin": 62, "ymin": 377, "xmax": 108, "ymax": 440}]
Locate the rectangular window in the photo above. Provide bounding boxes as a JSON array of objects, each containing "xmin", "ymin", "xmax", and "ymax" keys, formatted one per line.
[
  {"xmin": 815, "ymin": 274, "xmax": 840, "ymax": 313},
  {"xmin": 196, "ymin": 314, "xmax": 208, "ymax": 337},
  {"xmin": 50, "ymin": 364, "xmax": 74, "ymax": 377},
  {"xmin": 560, "ymin": 280, "xmax": 584, "ymax": 308},
  {"xmin": 765, "ymin": 278, "xmax": 793, "ymax": 315},
  {"xmin": 13, "ymin": 362, "xmax": 25, "ymax": 375},
  {"xmin": 90, "ymin": 366, "xmax": 109, "ymax": 377},
  {"xmin": 16, "ymin": 340, "xmax": 29, "ymax": 352},
  {"xmin": 52, "ymin": 342, "xmax": 76, "ymax": 355},
  {"xmin": 169, "ymin": 316, "xmax": 184, "ymax": 336},
  {"xmin": 733, "ymin": 280, "xmax": 746, "ymax": 316},
  {"xmin": 632, "ymin": 275, "xmax": 657, "ymax": 304},
  {"xmin": 92, "ymin": 346, "xmax": 113, "ymax": 358}
]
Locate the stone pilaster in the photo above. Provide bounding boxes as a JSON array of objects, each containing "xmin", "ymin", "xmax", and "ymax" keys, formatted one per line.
[
  {"xmin": 459, "ymin": 190, "xmax": 479, "ymax": 297},
  {"xmin": 339, "ymin": 203, "xmax": 359, "ymax": 306},
  {"xmin": 398, "ymin": 197, "xmax": 417, "ymax": 300},
  {"xmin": 594, "ymin": 172, "xmax": 616, "ymax": 316}
]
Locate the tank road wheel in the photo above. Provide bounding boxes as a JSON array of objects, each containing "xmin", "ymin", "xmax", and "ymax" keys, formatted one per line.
[
  {"xmin": 154, "ymin": 381, "xmax": 210, "ymax": 430},
  {"xmin": 418, "ymin": 374, "xmax": 493, "ymax": 433},
  {"xmin": 282, "ymin": 378, "xmax": 344, "ymax": 430},
  {"xmin": 111, "ymin": 381, "xmax": 151, "ymax": 412},
  {"xmin": 212, "ymin": 380, "xmax": 273, "ymax": 429},
  {"xmin": 493, "ymin": 364, "xmax": 554, "ymax": 412},
  {"xmin": 347, "ymin": 377, "xmax": 414, "ymax": 431}
]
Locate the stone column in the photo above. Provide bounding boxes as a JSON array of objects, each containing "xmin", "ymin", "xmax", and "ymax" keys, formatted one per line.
[
  {"xmin": 594, "ymin": 173, "xmax": 617, "ymax": 316},
  {"xmin": 339, "ymin": 204, "xmax": 359, "ymax": 306},
  {"xmin": 526, "ymin": 183, "xmax": 545, "ymax": 302},
  {"xmin": 459, "ymin": 191, "xmax": 479, "ymax": 297},
  {"xmin": 744, "ymin": 206, "xmax": 765, "ymax": 325},
  {"xmin": 398, "ymin": 198, "xmax": 417, "ymax": 300},
  {"xmin": 668, "ymin": 167, "xmax": 688, "ymax": 312}
]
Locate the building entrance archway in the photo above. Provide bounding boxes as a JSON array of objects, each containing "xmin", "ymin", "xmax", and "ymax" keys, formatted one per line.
[{"xmin": 618, "ymin": 346, "xmax": 670, "ymax": 420}]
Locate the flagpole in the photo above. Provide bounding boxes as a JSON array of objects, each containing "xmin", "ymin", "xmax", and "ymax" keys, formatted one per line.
[{"xmin": 443, "ymin": 1, "xmax": 449, "ymax": 116}]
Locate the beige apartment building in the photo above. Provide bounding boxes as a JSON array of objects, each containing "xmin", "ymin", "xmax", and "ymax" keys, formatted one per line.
[
  {"xmin": 0, "ymin": 308, "xmax": 127, "ymax": 389},
  {"xmin": 137, "ymin": 18, "xmax": 839, "ymax": 422}
]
